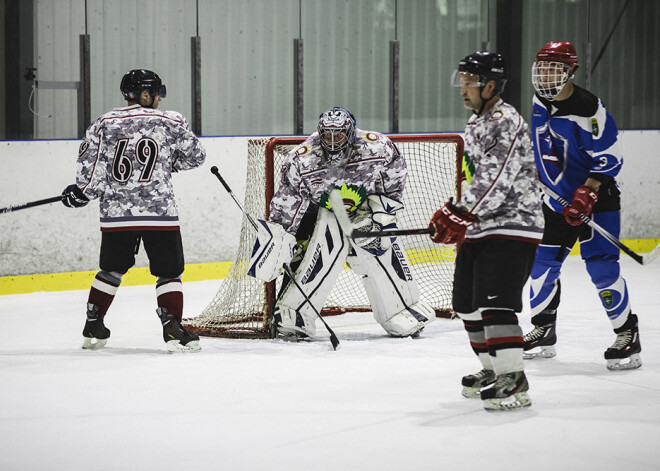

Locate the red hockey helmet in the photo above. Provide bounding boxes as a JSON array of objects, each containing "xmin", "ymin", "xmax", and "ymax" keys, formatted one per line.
[
  {"xmin": 535, "ymin": 41, "xmax": 579, "ymax": 66},
  {"xmin": 532, "ymin": 41, "xmax": 579, "ymax": 100}
]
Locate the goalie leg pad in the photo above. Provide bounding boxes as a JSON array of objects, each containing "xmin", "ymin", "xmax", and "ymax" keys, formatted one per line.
[
  {"xmin": 347, "ymin": 242, "xmax": 434, "ymax": 337},
  {"xmin": 274, "ymin": 208, "xmax": 349, "ymax": 338}
]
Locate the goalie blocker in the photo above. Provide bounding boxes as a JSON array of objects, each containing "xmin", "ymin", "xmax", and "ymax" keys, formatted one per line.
[{"xmin": 250, "ymin": 205, "xmax": 434, "ymax": 339}]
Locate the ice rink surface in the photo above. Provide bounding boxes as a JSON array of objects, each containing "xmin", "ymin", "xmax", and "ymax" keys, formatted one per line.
[{"xmin": 1, "ymin": 256, "xmax": 659, "ymax": 471}]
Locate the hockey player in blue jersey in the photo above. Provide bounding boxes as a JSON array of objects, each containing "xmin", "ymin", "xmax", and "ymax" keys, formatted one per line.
[{"xmin": 524, "ymin": 41, "xmax": 641, "ymax": 370}]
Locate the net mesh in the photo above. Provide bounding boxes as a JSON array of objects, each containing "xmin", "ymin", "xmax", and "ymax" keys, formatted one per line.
[{"xmin": 185, "ymin": 134, "xmax": 463, "ymax": 337}]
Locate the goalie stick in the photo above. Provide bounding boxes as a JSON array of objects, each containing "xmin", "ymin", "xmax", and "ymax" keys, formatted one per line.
[
  {"xmin": 328, "ymin": 190, "xmax": 435, "ymax": 239},
  {"xmin": 542, "ymin": 184, "xmax": 659, "ymax": 266},
  {"xmin": 210, "ymin": 166, "xmax": 340, "ymax": 350},
  {"xmin": 0, "ymin": 195, "xmax": 61, "ymax": 214}
]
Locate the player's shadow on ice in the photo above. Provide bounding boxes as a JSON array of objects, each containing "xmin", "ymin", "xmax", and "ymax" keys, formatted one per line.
[
  {"xmin": 412, "ymin": 399, "xmax": 539, "ymax": 427},
  {"xmin": 81, "ymin": 346, "xmax": 171, "ymax": 355}
]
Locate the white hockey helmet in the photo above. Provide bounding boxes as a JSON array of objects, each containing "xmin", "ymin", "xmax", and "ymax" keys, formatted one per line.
[
  {"xmin": 317, "ymin": 107, "xmax": 356, "ymax": 165},
  {"xmin": 531, "ymin": 41, "xmax": 579, "ymax": 100}
]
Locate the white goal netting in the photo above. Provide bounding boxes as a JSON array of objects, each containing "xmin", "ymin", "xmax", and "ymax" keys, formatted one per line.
[{"xmin": 185, "ymin": 134, "xmax": 463, "ymax": 337}]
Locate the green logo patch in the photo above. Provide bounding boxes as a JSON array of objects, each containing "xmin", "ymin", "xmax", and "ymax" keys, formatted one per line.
[
  {"xmin": 591, "ymin": 118, "xmax": 599, "ymax": 136},
  {"xmin": 319, "ymin": 183, "xmax": 367, "ymax": 212},
  {"xmin": 600, "ymin": 290, "xmax": 613, "ymax": 308},
  {"xmin": 462, "ymin": 152, "xmax": 475, "ymax": 185}
]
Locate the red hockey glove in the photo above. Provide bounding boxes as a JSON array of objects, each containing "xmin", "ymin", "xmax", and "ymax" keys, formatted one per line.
[
  {"xmin": 429, "ymin": 199, "xmax": 477, "ymax": 245},
  {"xmin": 562, "ymin": 185, "xmax": 598, "ymax": 226}
]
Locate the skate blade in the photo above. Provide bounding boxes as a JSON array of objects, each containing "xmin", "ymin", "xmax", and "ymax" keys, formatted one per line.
[
  {"xmin": 606, "ymin": 353, "xmax": 642, "ymax": 371},
  {"xmin": 523, "ymin": 345, "xmax": 556, "ymax": 360},
  {"xmin": 483, "ymin": 391, "xmax": 532, "ymax": 411},
  {"xmin": 277, "ymin": 327, "xmax": 311, "ymax": 342},
  {"xmin": 166, "ymin": 339, "xmax": 201, "ymax": 353},
  {"xmin": 461, "ymin": 386, "xmax": 482, "ymax": 399},
  {"xmin": 410, "ymin": 327, "xmax": 425, "ymax": 339},
  {"xmin": 82, "ymin": 337, "xmax": 107, "ymax": 350}
]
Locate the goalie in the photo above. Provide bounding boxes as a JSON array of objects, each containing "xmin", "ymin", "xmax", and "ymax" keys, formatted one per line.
[{"xmin": 248, "ymin": 107, "xmax": 434, "ymax": 340}]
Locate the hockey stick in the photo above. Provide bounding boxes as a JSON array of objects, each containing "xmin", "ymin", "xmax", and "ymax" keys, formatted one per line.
[
  {"xmin": 210, "ymin": 166, "xmax": 340, "ymax": 350},
  {"xmin": 542, "ymin": 184, "xmax": 660, "ymax": 266},
  {"xmin": 351, "ymin": 227, "xmax": 434, "ymax": 238},
  {"xmin": 328, "ymin": 190, "xmax": 435, "ymax": 239},
  {"xmin": 0, "ymin": 195, "xmax": 61, "ymax": 214}
]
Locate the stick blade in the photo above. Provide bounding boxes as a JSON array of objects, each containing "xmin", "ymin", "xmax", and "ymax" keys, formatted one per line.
[{"xmin": 642, "ymin": 243, "xmax": 660, "ymax": 265}]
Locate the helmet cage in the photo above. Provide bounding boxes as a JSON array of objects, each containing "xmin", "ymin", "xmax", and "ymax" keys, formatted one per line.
[
  {"xmin": 531, "ymin": 60, "xmax": 576, "ymax": 99},
  {"xmin": 317, "ymin": 107, "xmax": 356, "ymax": 165}
]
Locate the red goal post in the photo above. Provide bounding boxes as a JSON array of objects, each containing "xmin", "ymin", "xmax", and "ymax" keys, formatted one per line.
[{"xmin": 185, "ymin": 134, "xmax": 464, "ymax": 338}]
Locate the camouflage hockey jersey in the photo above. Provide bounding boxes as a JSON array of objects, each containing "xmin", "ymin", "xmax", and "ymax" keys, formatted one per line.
[
  {"xmin": 458, "ymin": 99, "xmax": 544, "ymax": 243},
  {"xmin": 270, "ymin": 129, "xmax": 406, "ymax": 234},
  {"xmin": 76, "ymin": 104, "xmax": 206, "ymax": 231}
]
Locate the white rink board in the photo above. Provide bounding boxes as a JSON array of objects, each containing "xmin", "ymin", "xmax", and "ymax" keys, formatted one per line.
[{"xmin": 0, "ymin": 130, "xmax": 659, "ymax": 276}]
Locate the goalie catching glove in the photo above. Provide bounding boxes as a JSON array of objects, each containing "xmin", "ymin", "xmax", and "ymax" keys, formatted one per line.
[
  {"xmin": 429, "ymin": 199, "xmax": 477, "ymax": 245},
  {"xmin": 248, "ymin": 220, "xmax": 297, "ymax": 282},
  {"xmin": 350, "ymin": 194, "xmax": 403, "ymax": 256}
]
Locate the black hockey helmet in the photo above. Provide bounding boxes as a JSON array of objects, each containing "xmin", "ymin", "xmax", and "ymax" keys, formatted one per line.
[
  {"xmin": 453, "ymin": 52, "xmax": 508, "ymax": 94},
  {"xmin": 120, "ymin": 69, "xmax": 167, "ymax": 101}
]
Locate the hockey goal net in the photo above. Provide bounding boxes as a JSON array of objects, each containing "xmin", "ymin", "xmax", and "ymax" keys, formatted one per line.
[{"xmin": 185, "ymin": 134, "xmax": 463, "ymax": 338}]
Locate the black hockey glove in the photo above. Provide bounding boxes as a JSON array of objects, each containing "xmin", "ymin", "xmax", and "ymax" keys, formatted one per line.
[{"xmin": 61, "ymin": 184, "xmax": 89, "ymax": 208}]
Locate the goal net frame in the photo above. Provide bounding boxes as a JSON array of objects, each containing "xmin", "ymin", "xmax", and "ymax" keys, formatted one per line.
[{"xmin": 185, "ymin": 134, "xmax": 464, "ymax": 338}]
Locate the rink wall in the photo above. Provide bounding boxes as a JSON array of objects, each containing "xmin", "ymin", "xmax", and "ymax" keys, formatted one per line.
[{"xmin": 1, "ymin": 130, "xmax": 659, "ymax": 294}]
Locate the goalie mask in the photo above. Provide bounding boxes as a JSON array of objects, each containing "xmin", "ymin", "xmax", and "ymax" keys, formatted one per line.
[
  {"xmin": 317, "ymin": 107, "xmax": 357, "ymax": 166},
  {"xmin": 120, "ymin": 69, "xmax": 167, "ymax": 102},
  {"xmin": 531, "ymin": 41, "xmax": 579, "ymax": 100}
]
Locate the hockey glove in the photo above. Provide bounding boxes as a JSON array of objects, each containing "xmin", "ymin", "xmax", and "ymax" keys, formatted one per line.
[
  {"xmin": 562, "ymin": 185, "xmax": 598, "ymax": 226},
  {"xmin": 351, "ymin": 194, "xmax": 403, "ymax": 256},
  {"xmin": 61, "ymin": 184, "xmax": 89, "ymax": 208},
  {"xmin": 248, "ymin": 220, "xmax": 296, "ymax": 282},
  {"xmin": 429, "ymin": 199, "xmax": 477, "ymax": 245}
]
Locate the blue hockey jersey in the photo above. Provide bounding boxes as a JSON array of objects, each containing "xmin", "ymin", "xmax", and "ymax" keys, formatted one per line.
[{"xmin": 531, "ymin": 85, "xmax": 622, "ymax": 213}]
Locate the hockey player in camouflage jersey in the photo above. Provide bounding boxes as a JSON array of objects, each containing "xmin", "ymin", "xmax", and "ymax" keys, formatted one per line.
[
  {"xmin": 61, "ymin": 69, "xmax": 206, "ymax": 352},
  {"xmin": 430, "ymin": 52, "xmax": 543, "ymax": 411},
  {"xmin": 248, "ymin": 107, "xmax": 434, "ymax": 340},
  {"xmin": 525, "ymin": 41, "xmax": 641, "ymax": 371},
  {"xmin": 269, "ymin": 120, "xmax": 406, "ymax": 234}
]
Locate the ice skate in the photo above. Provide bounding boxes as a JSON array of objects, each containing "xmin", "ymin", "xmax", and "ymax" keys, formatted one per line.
[
  {"xmin": 461, "ymin": 369, "xmax": 496, "ymax": 398},
  {"xmin": 523, "ymin": 322, "xmax": 556, "ymax": 359},
  {"xmin": 276, "ymin": 326, "xmax": 310, "ymax": 342},
  {"xmin": 82, "ymin": 303, "xmax": 110, "ymax": 350},
  {"xmin": 156, "ymin": 307, "xmax": 201, "ymax": 353},
  {"xmin": 272, "ymin": 309, "xmax": 312, "ymax": 342},
  {"xmin": 481, "ymin": 371, "xmax": 531, "ymax": 411},
  {"xmin": 605, "ymin": 314, "xmax": 641, "ymax": 371}
]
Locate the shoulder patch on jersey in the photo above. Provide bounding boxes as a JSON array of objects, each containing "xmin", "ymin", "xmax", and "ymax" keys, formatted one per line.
[
  {"xmin": 364, "ymin": 132, "xmax": 379, "ymax": 142},
  {"xmin": 295, "ymin": 144, "xmax": 312, "ymax": 156},
  {"xmin": 490, "ymin": 110, "xmax": 504, "ymax": 121},
  {"xmin": 319, "ymin": 183, "xmax": 367, "ymax": 212},
  {"xmin": 591, "ymin": 118, "xmax": 599, "ymax": 136}
]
